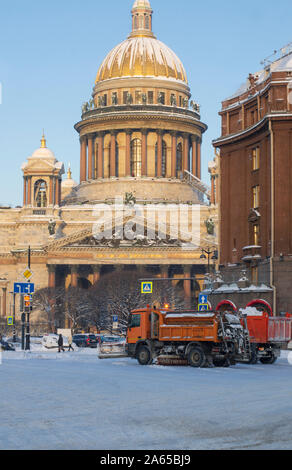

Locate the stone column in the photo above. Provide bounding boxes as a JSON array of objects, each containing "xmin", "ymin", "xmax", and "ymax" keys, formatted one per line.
[
  {"xmin": 191, "ymin": 136, "xmax": 197, "ymax": 177},
  {"xmin": 197, "ymin": 139, "xmax": 201, "ymax": 180},
  {"xmin": 80, "ymin": 137, "xmax": 87, "ymax": 183},
  {"xmin": 183, "ymin": 133, "xmax": 189, "ymax": 173},
  {"xmin": 49, "ymin": 177, "xmax": 53, "ymax": 206},
  {"xmin": 93, "ymin": 266, "xmax": 101, "ymax": 284},
  {"xmin": 71, "ymin": 266, "xmax": 78, "ymax": 288},
  {"xmin": 23, "ymin": 177, "xmax": 27, "ymax": 206},
  {"xmin": 183, "ymin": 266, "xmax": 192, "ymax": 298},
  {"xmin": 27, "ymin": 177, "xmax": 32, "ymax": 206},
  {"xmin": 126, "ymin": 130, "xmax": 131, "ymax": 176},
  {"xmin": 171, "ymin": 132, "xmax": 177, "ymax": 178},
  {"xmin": 110, "ymin": 132, "xmax": 116, "ymax": 177},
  {"xmin": 58, "ymin": 178, "xmax": 62, "ymax": 206},
  {"xmin": 157, "ymin": 130, "xmax": 163, "ymax": 177},
  {"xmin": 2, "ymin": 288, "xmax": 7, "ymax": 317},
  {"xmin": 97, "ymin": 132, "xmax": 104, "ymax": 179},
  {"xmin": 48, "ymin": 265, "xmax": 56, "ymax": 289},
  {"xmin": 161, "ymin": 265, "xmax": 169, "ymax": 278},
  {"xmin": 88, "ymin": 134, "xmax": 94, "ymax": 180},
  {"xmin": 211, "ymin": 176, "xmax": 215, "ymax": 205},
  {"xmin": 141, "ymin": 130, "xmax": 147, "ymax": 177}
]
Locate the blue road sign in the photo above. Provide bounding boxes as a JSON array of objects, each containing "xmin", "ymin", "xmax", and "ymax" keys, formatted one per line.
[
  {"xmin": 199, "ymin": 294, "xmax": 208, "ymax": 304},
  {"xmin": 113, "ymin": 315, "xmax": 118, "ymax": 323},
  {"xmin": 14, "ymin": 283, "xmax": 35, "ymax": 294},
  {"xmin": 198, "ymin": 303, "xmax": 209, "ymax": 312}
]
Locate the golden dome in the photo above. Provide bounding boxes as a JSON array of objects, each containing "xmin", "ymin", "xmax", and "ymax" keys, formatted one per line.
[
  {"xmin": 95, "ymin": 0, "xmax": 188, "ymax": 84},
  {"xmin": 96, "ymin": 37, "xmax": 188, "ymax": 84}
]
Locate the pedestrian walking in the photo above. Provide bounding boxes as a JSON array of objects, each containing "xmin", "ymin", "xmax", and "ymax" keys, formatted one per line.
[
  {"xmin": 58, "ymin": 334, "xmax": 65, "ymax": 353},
  {"xmin": 68, "ymin": 332, "xmax": 74, "ymax": 352}
]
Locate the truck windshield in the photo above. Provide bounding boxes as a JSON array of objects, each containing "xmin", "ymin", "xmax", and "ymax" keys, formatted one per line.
[{"xmin": 129, "ymin": 314, "xmax": 141, "ymax": 328}]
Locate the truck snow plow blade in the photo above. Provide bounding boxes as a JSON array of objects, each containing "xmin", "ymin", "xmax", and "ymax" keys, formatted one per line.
[
  {"xmin": 157, "ymin": 355, "xmax": 188, "ymax": 366},
  {"xmin": 98, "ymin": 343, "xmax": 127, "ymax": 359}
]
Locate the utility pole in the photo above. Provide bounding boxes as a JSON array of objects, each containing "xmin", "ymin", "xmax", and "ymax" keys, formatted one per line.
[{"xmin": 25, "ymin": 246, "xmax": 31, "ymax": 351}]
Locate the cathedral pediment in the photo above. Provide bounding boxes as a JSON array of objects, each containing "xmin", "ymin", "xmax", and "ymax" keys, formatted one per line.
[{"xmin": 44, "ymin": 214, "xmax": 203, "ymax": 252}]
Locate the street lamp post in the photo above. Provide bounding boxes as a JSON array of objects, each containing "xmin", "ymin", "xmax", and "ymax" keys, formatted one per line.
[{"xmin": 200, "ymin": 248, "xmax": 218, "ymax": 273}]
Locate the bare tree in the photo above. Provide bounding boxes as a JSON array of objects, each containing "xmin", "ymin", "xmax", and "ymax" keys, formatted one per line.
[
  {"xmin": 88, "ymin": 270, "xmax": 186, "ymax": 333},
  {"xmin": 33, "ymin": 287, "xmax": 65, "ymax": 332}
]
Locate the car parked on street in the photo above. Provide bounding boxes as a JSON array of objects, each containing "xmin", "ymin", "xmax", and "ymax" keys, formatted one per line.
[
  {"xmin": 0, "ymin": 339, "xmax": 15, "ymax": 351},
  {"xmin": 42, "ymin": 334, "xmax": 70, "ymax": 350},
  {"xmin": 72, "ymin": 334, "xmax": 98, "ymax": 348}
]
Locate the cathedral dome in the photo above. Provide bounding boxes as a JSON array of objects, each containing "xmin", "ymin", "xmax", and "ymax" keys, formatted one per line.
[
  {"xmin": 95, "ymin": 0, "xmax": 187, "ymax": 85},
  {"xmin": 96, "ymin": 37, "xmax": 188, "ymax": 84},
  {"xmin": 30, "ymin": 134, "xmax": 56, "ymax": 160}
]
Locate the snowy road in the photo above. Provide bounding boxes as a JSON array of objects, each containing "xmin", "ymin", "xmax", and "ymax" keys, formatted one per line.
[{"xmin": 1, "ymin": 350, "xmax": 292, "ymax": 450}]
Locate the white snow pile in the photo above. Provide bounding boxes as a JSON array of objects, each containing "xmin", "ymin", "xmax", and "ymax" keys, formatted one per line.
[{"xmin": 239, "ymin": 306, "xmax": 263, "ymax": 317}]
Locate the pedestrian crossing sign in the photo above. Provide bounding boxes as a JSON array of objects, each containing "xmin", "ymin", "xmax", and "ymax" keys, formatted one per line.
[
  {"xmin": 7, "ymin": 316, "xmax": 13, "ymax": 326},
  {"xmin": 198, "ymin": 303, "xmax": 209, "ymax": 312},
  {"xmin": 141, "ymin": 282, "xmax": 153, "ymax": 294}
]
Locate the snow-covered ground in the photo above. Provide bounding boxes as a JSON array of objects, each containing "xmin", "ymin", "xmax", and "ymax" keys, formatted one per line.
[{"xmin": 1, "ymin": 348, "xmax": 292, "ymax": 450}]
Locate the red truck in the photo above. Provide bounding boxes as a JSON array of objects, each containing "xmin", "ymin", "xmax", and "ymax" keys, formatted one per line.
[{"xmin": 242, "ymin": 311, "xmax": 292, "ymax": 364}]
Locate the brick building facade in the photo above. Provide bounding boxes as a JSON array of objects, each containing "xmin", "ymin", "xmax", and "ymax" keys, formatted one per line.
[{"xmin": 213, "ymin": 47, "xmax": 292, "ymax": 313}]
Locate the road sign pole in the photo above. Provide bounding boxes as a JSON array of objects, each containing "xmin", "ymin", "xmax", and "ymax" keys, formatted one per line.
[
  {"xmin": 12, "ymin": 293, "xmax": 16, "ymax": 343},
  {"xmin": 21, "ymin": 310, "xmax": 25, "ymax": 351}
]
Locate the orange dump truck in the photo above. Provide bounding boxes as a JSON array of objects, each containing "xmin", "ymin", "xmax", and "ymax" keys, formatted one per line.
[
  {"xmin": 126, "ymin": 307, "xmax": 251, "ymax": 367},
  {"xmin": 240, "ymin": 311, "xmax": 292, "ymax": 364}
]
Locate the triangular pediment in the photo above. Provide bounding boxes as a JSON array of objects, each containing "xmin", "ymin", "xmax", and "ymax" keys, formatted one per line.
[{"xmin": 44, "ymin": 212, "xmax": 208, "ymax": 251}]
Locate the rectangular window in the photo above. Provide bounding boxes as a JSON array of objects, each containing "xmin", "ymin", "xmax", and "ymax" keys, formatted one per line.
[
  {"xmin": 252, "ymin": 146, "xmax": 260, "ymax": 170},
  {"xmin": 148, "ymin": 91, "xmax": 153, "ymax": 104},
  {"xmin": 252, "ymin": 185, "xmax": 260, "ymax": 209},
  {"xmin": 253, "ymin": 224, "xmax": 260, "ymax": 245},
  {"xmin": 103, "ymin": 94, "xmax": 107, "ymax": 106},
  {"xmin": 129, "ymin": 314, "xmax": 141, "ymax": 328},
  {"xmin": 159, "ymin": 92, "xmax": 165, "ymax": 104}
]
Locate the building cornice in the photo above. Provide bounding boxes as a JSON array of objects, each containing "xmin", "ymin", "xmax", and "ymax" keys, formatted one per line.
[{"xmin": 213, "ymin": 112, "xmax": 292, "ymax": 146}]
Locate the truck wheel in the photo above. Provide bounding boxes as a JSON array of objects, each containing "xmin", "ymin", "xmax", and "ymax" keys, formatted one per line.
[
  {"xmin": 188, "ymin": 347, "xmax": 206, "ymax": 368},
  {"xmin": 260, "ymin": 355, "xmax": 277, "ymax": 365},
  {"xmin": 137, "ymin": 346, "xmax": 153, "ymax": 366},
  {"xmin": 248, "ymin": 345, "xmax": 258, "ymax": 364},
  {"xmin": 213, "ymin": 358, "xmax": 231, "ymax": 367}
]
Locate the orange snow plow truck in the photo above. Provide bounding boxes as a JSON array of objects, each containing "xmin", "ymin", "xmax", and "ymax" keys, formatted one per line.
[{"xmin": 126, "ymin": 306, "xmax": 251, "ymax": 367}]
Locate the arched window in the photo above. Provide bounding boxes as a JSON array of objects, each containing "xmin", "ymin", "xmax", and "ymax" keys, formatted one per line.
[
  {"xmin": 131, "ymin": 139, "xmax": 142, "ymax": 177},
  {"xmin": 145, "ymin": 15, "xmax": 149, "ymax": 29},
  {"xmin": 155, "ymin": 141, "xmax": 167, "ymax": 177},
  {"xmin": 34, "ymin": 179, "xmax": 47, "ymax": 207},
  {"xmin": 176, "ymin": 143, "xmax": 183, "ymax": 178}
]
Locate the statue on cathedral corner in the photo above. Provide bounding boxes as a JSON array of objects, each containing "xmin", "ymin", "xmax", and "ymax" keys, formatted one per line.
[
  {"xmin": 48, "ymin": 219, "xmax": 56, "ymax": 236},
  {"xmin": 205, "ymin": 218, "xmax": 215, "ymax": 236}
]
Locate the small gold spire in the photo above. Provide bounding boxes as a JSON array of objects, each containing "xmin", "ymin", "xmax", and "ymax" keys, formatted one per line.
[
  {"xmin": 67, "ymin": 163, "xmax": 72, "ymax": 180},
  {"xmin": 41, "ymin": 130, "xmax": 47, "ymax": 148}
]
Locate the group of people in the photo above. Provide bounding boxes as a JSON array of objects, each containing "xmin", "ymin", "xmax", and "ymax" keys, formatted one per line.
[{"xmin": 57, "ymin": 333, "xmax": 74, "ymax": 353}]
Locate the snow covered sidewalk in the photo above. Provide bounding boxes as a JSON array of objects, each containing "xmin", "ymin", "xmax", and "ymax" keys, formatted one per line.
[{"xmin": 0, "ymin": 351, "xmax": 292, "ymax": 450}]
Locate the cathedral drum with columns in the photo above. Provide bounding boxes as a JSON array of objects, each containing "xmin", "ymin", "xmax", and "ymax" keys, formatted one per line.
[{"xmin": 0, "ymin": 0, "xmax": 217, "ymax": 321}]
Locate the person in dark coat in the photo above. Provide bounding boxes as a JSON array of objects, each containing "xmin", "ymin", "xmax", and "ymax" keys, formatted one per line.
[{"xmin": 58, "ymin": 334, "xmax": 65, "ymax": 353}]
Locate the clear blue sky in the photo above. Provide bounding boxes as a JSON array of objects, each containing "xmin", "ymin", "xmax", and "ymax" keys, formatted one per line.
[{"xmin": 0, "ymin": 0, "xmax": 291, "ymax": 206}]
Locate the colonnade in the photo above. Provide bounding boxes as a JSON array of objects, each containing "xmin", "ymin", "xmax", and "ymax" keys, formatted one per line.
[
  {"xmin": 80, "ymin": 130, "xmax": 202, "ymax": 183},
  {"xmin": 47, "ymin": 264, "xmax": 198, "ymax": 299}
]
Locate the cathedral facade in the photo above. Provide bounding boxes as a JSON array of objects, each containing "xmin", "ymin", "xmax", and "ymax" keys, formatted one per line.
[{"xmin": 0, "ymin": 0, "xmax": 217, "ymax": 319}]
